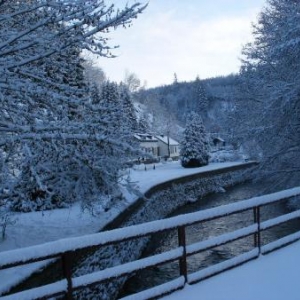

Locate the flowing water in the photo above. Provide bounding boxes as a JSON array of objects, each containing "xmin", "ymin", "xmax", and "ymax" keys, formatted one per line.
[{"xmin": 119, "ymin": 181, "xmax": 300, "ymax": 297}]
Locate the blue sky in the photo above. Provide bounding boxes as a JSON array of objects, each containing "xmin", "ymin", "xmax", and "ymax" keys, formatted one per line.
[{"xmin": 93, "ymin": 0, "xmax": 267, "ymax": 88}]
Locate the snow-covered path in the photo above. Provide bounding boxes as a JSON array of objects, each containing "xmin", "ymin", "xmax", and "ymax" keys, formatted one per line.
[
  {"xmin": 162, "ymin": 240, "xmax": 300, "ymax": 300},
  {"xmin": 128, "ymin": 161, "xmax": 250, "ymax": 194}
]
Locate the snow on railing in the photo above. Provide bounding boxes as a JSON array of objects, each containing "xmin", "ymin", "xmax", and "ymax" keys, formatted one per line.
[
  {"xmin": 1, "ymin": 187, "xmax": 300, "ymax": 299},
  {"xmin": 0, "ymin": 280, "xmax": 67, "ymax": 300},
  {"xmin": 2, "ymin": 186, "xmax": 300, "ymax": 270},
  {"xmin": 119, "ymin": 277, "xmax": 185, "ymax": 300},
  {"xmin": 260, "ymin": 210, "xmax": 300, "ymax": 230},
  {"xmin": 72, "ymin": 247, "xmax": 183, "ymax": 289},
  {"xmin": 261, "ymin": 231, "xmax": 300, "ymax": 254},
  {"xmin": 188, "ymin": 249, "xmax": 259, "ymax": 284},
  {"xmin": 186, "ymin": 224, "xmax": 258, "ymax": 255}
]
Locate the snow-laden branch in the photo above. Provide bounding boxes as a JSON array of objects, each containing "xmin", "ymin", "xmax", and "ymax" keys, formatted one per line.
[
  {"xmin": 1, "ymin": 1, "xmax": 147, "ymax": 68},
  {"xmin": 0, "ymin": 0, "xmax": 146, "ymax": 211}
]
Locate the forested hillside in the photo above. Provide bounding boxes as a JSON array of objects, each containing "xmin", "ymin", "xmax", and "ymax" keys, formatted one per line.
[{"xmin": 133, "ymin": 74, "xmax": 240, "ymax": 143}]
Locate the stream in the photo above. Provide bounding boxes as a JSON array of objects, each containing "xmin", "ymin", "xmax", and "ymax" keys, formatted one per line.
[{"xmin": 119, "ymin": 180, "xmax": 300, "ymax": 297}]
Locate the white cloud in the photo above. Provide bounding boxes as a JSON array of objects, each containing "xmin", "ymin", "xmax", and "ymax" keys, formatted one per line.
[{"xmin": 94, "ymin": 2, "xmax": 264, "ymax": 87}]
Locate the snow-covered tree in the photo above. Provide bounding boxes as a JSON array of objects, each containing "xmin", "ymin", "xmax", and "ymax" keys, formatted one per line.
[
  {"xmin": 90, "ymin": 83, "xmax": 102, "ymax": 105},
  {"xmin": 137, "ymin": 111, "xmax": 151, "ymax": 132},
  {"xmin": 99, "ymin": 81, "xmax": 122, "ymax": 134},
  {"xmin": 0, "ymin": 0, "xmax": 146, "ymax": 211},
  {"xmin": 124, "ymin": 71, "xmax": 141, "ymax": 93},
  {"xmin": 180, "ymin": 112, "xmax": 209, "ymax": 168},
  {"xmin": 119, "ymin": 82, "xmax": 139, "ymax": 132},
  {"xmin": 83, "ymin": 58, "xmax": 106, "ymax": 89},
  {"xmin": 239, "ymin": 0, "xmax": 300, "ymax": 187},
  {"xmin": 194, "ymin": 76, "xmax": 209, "ymax": 115}
]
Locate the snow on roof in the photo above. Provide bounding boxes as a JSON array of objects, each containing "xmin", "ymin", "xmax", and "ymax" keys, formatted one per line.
[
  {"xmin": 156, "ymin": 135, "xmax": 179, "ymax": 146},
  {"xmin": 134, "ymin": 133, "xmax": 158, "ymax": 142},
  {"xmin": 213, "ymin": 137, "xmax": 225, "ymax": 142}
]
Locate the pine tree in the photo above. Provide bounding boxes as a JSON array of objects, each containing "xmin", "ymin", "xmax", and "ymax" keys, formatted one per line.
[
  {"xmin": 173, "ymin": 73, "xmax": 178, "ymax": 84},
  {"xmin": 99, "ymin": 81, "xmax": 121, "ymax": 134},
  {"xmin": 138, "ymin": 111, "xmax": 150, "ymax": 132},
  {"xmin": 90, "ymin": 84, "xmax": 101, "ymax": 105},
  {"xmin": 194, "ymin": 76, "xmax": 208, "ymax": 115},
  {"xmin": 119, "ymin": 83, "xmax": 138, "ymax": 132},
  {"xmin": 180, "ymin": 112, "xmax": 209, "ymax": 168}
]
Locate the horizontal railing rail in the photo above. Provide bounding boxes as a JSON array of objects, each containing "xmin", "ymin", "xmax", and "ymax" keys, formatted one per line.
[{"xmin": 1, "ymin": 187, "xmax": 300, "ymax": 299}]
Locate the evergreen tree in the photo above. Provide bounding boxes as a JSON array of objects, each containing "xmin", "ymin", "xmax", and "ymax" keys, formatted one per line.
[
  {"xmin": 180, "ymin": 112, "xmax": 209, "ymax": 168},
  {"xmin": 119, "ymin": 83, "xmax": 138, "ymax": 132},
  {"xmin": 173, "ymin": 73, "xmax": 178, "ymax": 84},
  {"xmin": 194, "ymin": 76, "xmax": 208, "ymax": 115},
  {"xmin": 137, "ymin": 111, "xmax": 150, "ymax": 132},
  {"xmin": 99, "ymin": 81, "xmax": 121, "ymax": 134},
  {"xmin": 90, "ymin": 83, "xmax": 101, "ymax": 105}
]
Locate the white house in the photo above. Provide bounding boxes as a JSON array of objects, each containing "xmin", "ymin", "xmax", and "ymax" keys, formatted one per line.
[
  {"xmin": 155, "ymin": 134, "xmax": 180, "ymax": 159},
  {"xmin": 134, "ymin": 133, "xmax": 180, "ymax": 159},
  {"xmin": 133, "ymin": 133, "xmax": 159, "ymax": 156}
]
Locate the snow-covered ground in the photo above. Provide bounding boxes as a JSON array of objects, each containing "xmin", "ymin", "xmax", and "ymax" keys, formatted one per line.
[
  {"xmin": 1, "ymin": 161, "xmax": 249, "ymax": 253},
  {"xmin": 0, "ymin": 160, "xmax": 250, "ymax": 294},
  {"xmin": 127, "ymin": 160, "xmax": 249, "ymax": 194},
  {"xmin": 162, "ymin": 240, "xmax": 300, "ymax": 300}
]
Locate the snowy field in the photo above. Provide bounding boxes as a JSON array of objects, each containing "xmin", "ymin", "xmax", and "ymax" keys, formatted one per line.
[
  {"xmin": 0, "ymin": 160, "xmax": 249, "ymax": 294},
  {"xmin": 163, "ymin": 240, "xmax": 300, "ymax": 300}
]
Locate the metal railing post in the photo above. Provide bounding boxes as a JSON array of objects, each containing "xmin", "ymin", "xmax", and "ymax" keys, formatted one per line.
[
  {"xmin": 178, "ymin": 226, "xmax": 188, "ymax": 283},
  {"xmin": 62, "ymin": 252, "xmax": 73, "ymax": 300},
  {"xmin": 253, "ymin": 206, "xmax": 261, "ymax": 254}
]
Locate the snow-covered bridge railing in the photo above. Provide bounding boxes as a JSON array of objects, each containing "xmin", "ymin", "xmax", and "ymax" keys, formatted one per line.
[{"xmin": 1, "ymin": 187, "xmax": 300, "ymax": 299}]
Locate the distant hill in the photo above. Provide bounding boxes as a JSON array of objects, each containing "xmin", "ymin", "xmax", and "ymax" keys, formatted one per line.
[{"xmin": 133, "ymin": 74, "xmax": 240, "ymax": 139}]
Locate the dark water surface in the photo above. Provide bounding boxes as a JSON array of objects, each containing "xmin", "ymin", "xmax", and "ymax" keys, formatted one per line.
[{"xmin": 119, "ymin": 181, "xmax": 300, "ymax": 297}]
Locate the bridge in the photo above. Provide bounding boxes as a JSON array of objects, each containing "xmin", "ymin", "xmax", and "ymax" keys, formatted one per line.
[
  {"xmin": 1, "ymin": 187, "xmax": 300, "ymax": 299},
  {"xmin": 162, "ymin": 239, "xmax": 300, "ymax": 300}
]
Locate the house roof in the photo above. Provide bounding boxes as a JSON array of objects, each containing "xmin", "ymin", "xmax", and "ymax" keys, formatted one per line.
[
  {"xmin": 213, "ymin": 137, "xmax": 225, "ymax": 143},
  {"xmin": 156, "ymin": 135, "xmax": 179, "ymax": 146},
  {"xmin": 134, "ymin": 133, "xmax": 158, "ymax": 142}
]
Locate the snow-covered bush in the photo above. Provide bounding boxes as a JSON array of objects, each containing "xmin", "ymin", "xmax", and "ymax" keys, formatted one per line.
[{"xmin": 209, "ymin": 149, "xmax": 241, "ymax": 163}]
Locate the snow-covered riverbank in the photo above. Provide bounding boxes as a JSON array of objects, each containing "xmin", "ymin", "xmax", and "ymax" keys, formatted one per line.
[
  {"xmin": 0, "ymin": 160, "xmax": 256, "ymax": 295},
  {"xmin": 1, "ymin": 161, "xmax": 254, "ymax": 253}
]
